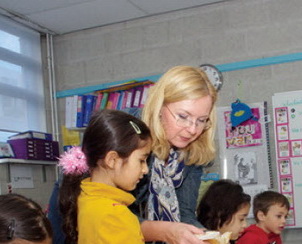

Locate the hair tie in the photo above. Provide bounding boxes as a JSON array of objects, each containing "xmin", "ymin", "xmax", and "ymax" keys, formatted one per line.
[
  {"xmin": 58, "ymin": 146, "xmax": 89, "ymax": 175},
  {"xmin": 129, "ymin": 121, "xmax": 141, "ymax": 134},
  {"xmin": 7, "ymin": 219, "xmax": 15, "ymax": 240}
]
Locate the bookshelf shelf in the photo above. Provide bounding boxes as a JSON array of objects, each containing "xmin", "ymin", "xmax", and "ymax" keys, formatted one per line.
[
  {"xmin": 56, "ymin": 76, "xmax": 159, "ymax": 98},
  {"xmin": 68, "ymin": 127, "xmax": 86, "ymax": 132},
  {"xmin": 0, "ymin": 158, "xmax": 57, "ymax": 165},
  {"xmin": 94, "ymin": 80, "xmax": 154, "ymax": 94}
]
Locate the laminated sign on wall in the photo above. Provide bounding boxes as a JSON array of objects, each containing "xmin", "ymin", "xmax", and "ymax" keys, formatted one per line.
[
  {"xmin": 273, "ymin": 90, "xmax": 302, "ymax": 228},
  {"xmin": 217, "ymin": 102, "xmax": 272, "ymax": 188}
]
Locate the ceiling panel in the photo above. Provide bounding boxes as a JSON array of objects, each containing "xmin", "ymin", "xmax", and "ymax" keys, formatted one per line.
[
  {"xmin": 27, "ymin": 1, "xmax": 146, "ymax": 34},
  {"xmin": 0, "ymin": 0, "xmax": 89, "ymax": 14},
  {"xmin": 130, "ymin": 0, "xmax": 225, "ymax": 14},
  {"xmin": 0, "ymin": 0, "xmax": 231, "ymax": 34}
]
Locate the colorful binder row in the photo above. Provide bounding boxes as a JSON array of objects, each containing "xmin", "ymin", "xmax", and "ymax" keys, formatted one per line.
[{"xmin": 65, "ymin": 81, "xmax": 154, "ymax": 128}]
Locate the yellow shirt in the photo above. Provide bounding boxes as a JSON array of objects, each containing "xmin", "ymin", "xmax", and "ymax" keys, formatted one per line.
[{"xmin": 78, "ymin": 178, "xmax": 145, "ymax": 244}]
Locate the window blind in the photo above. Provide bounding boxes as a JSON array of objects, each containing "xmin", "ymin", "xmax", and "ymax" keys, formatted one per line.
[{"xmin": 0, "ymin": 15, "xmax": 46, "ymax": 141}]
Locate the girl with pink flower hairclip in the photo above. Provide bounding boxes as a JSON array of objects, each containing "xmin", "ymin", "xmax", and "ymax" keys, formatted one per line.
[{"xmin": 58, "ymin": 109, "xmax": 152, "ymax": 244}]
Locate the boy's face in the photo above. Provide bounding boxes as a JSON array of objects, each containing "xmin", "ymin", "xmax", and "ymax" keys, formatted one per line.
[{"xmin": 257, "ymin": 204, "xmax": 288, "ymax": 235}]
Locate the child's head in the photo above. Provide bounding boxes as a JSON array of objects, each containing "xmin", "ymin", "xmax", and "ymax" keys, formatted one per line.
[
  {"xmin": 253, "ymin": 191, "xmax": 289, "ymax": 235},
  {"xmin": 83, "ymin": 109, "xmax": 150, "ymax": 163},
  {"xmin": 82, "ymin": 109, "xmax": 152, "ymax": 190},
  {"xmin": 197, "ymin": 179, "xmax": 251, "ymax": 240},
  {"xmin": 0, "ymin": 193, "xmax": 52, "ymax": 244}
]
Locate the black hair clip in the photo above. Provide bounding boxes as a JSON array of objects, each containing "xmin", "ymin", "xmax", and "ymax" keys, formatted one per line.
[{"xmin": 7, "ymin": 219, "xmax": 15, "ymax": 240}]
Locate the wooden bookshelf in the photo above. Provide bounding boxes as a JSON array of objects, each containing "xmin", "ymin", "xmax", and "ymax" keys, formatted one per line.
[{"xmin": 95, "ymin": 80, "xmax": 154, "ymax": 94}]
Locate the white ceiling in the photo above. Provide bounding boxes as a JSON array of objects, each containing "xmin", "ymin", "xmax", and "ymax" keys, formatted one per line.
[{"xmin": 0, "ymin": 0, "xmax": 230, "ymax": 35}]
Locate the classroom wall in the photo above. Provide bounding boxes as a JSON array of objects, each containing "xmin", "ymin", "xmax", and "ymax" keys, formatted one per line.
[{"xmin": 47, "ymin": 0, "xmax": 302, "ymax": 242}]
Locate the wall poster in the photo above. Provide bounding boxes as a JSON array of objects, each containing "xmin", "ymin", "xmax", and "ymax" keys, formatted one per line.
[
  {"xmin": 217, "ymin": 102, "xmax": 272, "ymax": 186},
  {"xmin": 273, "ymin": 90, "xmax": 302, "ymax": 228},
  {"xmin": 224, "ymin": 108, "xmax": 263, "ymax": 149},
  {"xmin": 10, "ymin": 165, "xmax": 34, "ymax": 189}
]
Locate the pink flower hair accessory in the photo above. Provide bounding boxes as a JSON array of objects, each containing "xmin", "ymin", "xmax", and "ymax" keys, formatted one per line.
[{"xmin": 58, "ymin": 146, "xmax": 89, "ymax": 175}]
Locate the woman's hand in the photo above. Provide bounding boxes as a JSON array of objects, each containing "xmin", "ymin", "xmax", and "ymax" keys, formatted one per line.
[{"xmin": 141, "ymin": 220, "xmax": 209, "ymax": 244}]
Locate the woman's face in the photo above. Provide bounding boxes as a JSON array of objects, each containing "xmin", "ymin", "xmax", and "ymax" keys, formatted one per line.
[{"xmin": 161, "ymin": 95, "xmax": 213, "ymax": 149}]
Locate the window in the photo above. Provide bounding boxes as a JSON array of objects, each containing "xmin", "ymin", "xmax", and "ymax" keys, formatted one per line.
[{"xmin": 0, "ymin": 15, "xmax": 46, "ymax": 141}]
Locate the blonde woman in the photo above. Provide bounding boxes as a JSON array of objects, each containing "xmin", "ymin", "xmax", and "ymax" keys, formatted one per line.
[{"xmin": 131, "ymin": 65, "xmax": 217, "ymax": 244}]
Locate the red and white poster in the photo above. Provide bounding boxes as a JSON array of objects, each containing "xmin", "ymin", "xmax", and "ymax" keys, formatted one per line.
[{"xmin": 224, "ymin": 108, "xmax": 263, "ymax": 149}]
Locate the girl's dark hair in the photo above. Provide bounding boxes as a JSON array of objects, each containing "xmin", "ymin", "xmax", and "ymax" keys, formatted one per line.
[
  {"xmin": 197, "ymin": 179, "xmax": 251, "ymax": 230},
  {"xmin": 0, "ymin": 193, "xmax": 52, "ymax": 243},
  {"xmin": 253, "ymin": 190, "xmax": 290, "ymax": 222},
  {"xmin": 59, "ymin": 109, "xmax": 151, "ymax": 244}
]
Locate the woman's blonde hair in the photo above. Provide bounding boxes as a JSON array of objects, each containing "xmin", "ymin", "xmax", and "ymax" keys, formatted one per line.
[{"xmin": 142, "ymin": 65, "xmax": 217, "ymax": 165}]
